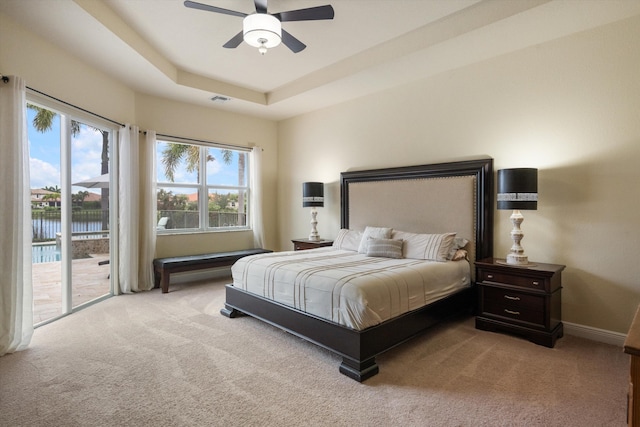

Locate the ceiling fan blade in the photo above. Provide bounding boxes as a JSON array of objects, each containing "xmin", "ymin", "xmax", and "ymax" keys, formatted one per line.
[
  {"xmin": 223, "ymin": 31, "xmax": 244, "ymax": 48},
  {"xmin": 184, "ymin": 1, "xmax": 247, "ymax": 18},
  {"xmin": 274, "ymin": 5, "xmax": 335, "ymax": 22},
  {"xmin": 254, "ymin": 0, "xmax": 268, "ymax": 14},
  {"xmin": 281, "ymin": 29, "xmax": 306, "ymax": 53}
]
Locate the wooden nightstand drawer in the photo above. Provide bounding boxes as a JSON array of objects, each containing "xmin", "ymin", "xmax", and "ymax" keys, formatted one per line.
[
  {"xmin": 482, "ymin": 287, "xmax": 545, "ymax": 326},
  {"xmin": 478, "ymin": 269, "xmax": 547, "ymax": 291}
]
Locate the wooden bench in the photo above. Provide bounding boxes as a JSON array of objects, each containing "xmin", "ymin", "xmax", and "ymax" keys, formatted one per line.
[{"xmin": 153, "ymin": 248, "xmax": 272, "ymax": 293}]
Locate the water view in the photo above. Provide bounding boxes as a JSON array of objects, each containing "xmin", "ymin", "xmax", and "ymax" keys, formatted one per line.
[
  {"xmin": 32, "ymin": 218, "xmax": 104, "ymax": 240},
  {"xmin": 32, "ymin": 243, "xmax": 60, "ymax": 264},
  {"xmin": 31, "ymin": 210, "xmax": 109, "ymax": 264}
]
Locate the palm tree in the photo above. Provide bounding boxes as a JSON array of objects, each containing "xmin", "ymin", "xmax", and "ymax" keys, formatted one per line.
[
  {"xmin": 42, "ymin": 186, "xmax": 61, "ymax": 207},
  {"xmin": 72, "ymin": 191, "xmax": 90, "ymax": 207},
  {"xmin": 161, "ymin": 144, "xmax": 246, "ymax": 225},
  {"xmin": 223, "ymin": 150, "xmax": 246, "ymax": 224},
  {"xmin": 161, "ymin": 143, "xmax": 203, "ymax": 182},
  {"xmin": 28, "ymin": 104, "xmax": 110, "ymax": 229}
]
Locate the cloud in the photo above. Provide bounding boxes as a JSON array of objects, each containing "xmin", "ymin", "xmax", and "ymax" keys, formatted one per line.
[
  {"xmin": 72, "ymin": 127, "xmax": 104, "ymax": 165},
  {"xmin": 30, "ymin": 157, "xmax": 60, "ymax": 189},
  {"xmin": 207, "ymin": 158, "xmax": 222, "ymax": 175}
]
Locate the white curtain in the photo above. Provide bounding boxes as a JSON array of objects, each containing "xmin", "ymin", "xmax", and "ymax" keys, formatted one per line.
[
  {"xmin": 251, "ymin": 146, "xmax": 265, "ymax": 248},
  {"xmin": 118, "ymin": 124, "xmax": 140, "ymax": 293},
  {"xmin": 0, "ymin": 76, "xmax": 33, "ymax": 356},
  {"xmin": 138, "ymin": 130, "xmax": 157, "ymax": 291}
]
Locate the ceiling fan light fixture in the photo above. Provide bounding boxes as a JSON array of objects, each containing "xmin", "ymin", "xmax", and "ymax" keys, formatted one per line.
[{"xmin": 243, "ymin": 14, "xmax": 281, "ymax": 52}]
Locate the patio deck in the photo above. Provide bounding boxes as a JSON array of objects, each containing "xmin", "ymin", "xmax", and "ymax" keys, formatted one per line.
[{"xmin": 32, "ymin": 254, "xmax": 111, "ymax": 324}]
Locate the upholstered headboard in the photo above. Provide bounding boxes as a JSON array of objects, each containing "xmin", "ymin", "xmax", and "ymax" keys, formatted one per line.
[{"xmin": 340, "ymin": 159, "xmax": 494, "ymax": 266}]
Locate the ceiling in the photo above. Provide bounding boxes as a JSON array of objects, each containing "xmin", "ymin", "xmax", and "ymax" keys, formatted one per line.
[{"xmin": 2, "ymin": 0, "xmax": 640, "ymax": 121}]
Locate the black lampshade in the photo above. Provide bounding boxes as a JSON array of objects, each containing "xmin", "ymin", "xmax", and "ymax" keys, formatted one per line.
[
  {"xmin": 497, "ymin": 168, "xmax": 538, "ymax": 210},
  {"xmin": 303, "ymin": 182, "xmax": 324, "ymax": 207}
]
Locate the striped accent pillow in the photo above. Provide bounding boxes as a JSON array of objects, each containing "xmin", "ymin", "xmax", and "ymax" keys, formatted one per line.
[
  {"xmin": 332, "ymin": 229, "xmax": 363, "ymax": 252},
  {"xmin": 366, "ymin": 238, "xmax": 404, "ymax": 259},
  {"xmin": 391, "ymin": 230, "xmax": 457, "ymax": 262}
]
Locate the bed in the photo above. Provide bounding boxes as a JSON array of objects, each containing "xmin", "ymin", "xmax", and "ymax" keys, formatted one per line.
[{"xmin": 221, "ymin": 158, "xmax": 494, "ymax": 381}]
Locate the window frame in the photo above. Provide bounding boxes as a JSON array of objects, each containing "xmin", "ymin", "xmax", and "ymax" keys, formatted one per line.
[
  {"xmin": 155, "ymin": 137, "xmax": 251, "ymax": 234},
  {"xmin": 26, "ymin": 90, "xmax": 118, "ymax": 321}
]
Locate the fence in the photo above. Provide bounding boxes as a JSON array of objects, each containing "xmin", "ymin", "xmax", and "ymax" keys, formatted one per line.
[
  {"xmin": 158, "ymin": 210, "xmax": 247, "ymax": 230},
  {"xmin": 32, "ymin": 209, "xmax": 108, "ymax": 242},
  {"xmin": 32, "ymin": 209, "xmax": 246, "ymax": 241}
]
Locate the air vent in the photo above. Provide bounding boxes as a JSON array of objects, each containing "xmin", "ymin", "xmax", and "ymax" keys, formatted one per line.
[{"xmin": 211, "ymin": 95, "xmax": 231, "ymax": 103}]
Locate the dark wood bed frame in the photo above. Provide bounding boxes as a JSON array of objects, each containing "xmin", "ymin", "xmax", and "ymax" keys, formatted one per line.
[{"xmin": 221, "ymin": 159, "xmax": 494, "ymax": 381}]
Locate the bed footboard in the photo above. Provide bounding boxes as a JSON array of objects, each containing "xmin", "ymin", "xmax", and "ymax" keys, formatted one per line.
[
  {"xmin": 339, "ymin": 357, "xmax": 379, "ymax": 382},
  {"xmin": 220, "ymin": 304, "xmax": 241, "ymax": 318},
  {"xmin": 220, "ymin": 284, "xmax": 474, "ymax": 381}
]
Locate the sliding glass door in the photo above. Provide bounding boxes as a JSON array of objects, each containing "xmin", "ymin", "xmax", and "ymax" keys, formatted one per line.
[{"xmin": 28, "ymin": 101, "xmax": 116, "ymax": 325}]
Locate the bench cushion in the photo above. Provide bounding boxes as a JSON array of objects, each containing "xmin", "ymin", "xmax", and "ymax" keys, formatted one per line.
[
  {"xmin": 153, "ymin": 249, "xmax": 272, "ymax": 268},
  {"xmin": 153, "ymin": 248, "xmax": 273, "ymax": 293}
]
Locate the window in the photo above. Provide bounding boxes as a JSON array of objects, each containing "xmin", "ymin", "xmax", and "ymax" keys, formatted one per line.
[{"xmin": 156, "ymin": 139, "xmax": 250, "ymax": 232}]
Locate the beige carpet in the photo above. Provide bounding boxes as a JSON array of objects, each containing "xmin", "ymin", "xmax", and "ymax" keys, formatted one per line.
[{"xmin": 0, "ymin": 278, "xmax": 629, "ymax": 426}]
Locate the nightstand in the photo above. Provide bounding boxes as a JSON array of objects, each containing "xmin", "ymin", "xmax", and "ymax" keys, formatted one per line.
[
  {"xmin": 475, "ymin": 257, "xmax": 565, "ymax": 348},
  {"xmin": 291, "ymin": 238, "xmax": 334, "ymax": 251}
]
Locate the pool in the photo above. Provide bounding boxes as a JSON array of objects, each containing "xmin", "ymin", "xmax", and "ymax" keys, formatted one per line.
[{"xmin": 32, "ymin": 243, "xmax": 61, "ymax": 263}]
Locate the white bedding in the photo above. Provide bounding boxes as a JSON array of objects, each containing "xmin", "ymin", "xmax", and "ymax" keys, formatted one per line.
[{"xmin": 231, "ymin": 247, "xmax": 471, "ymax": 331}]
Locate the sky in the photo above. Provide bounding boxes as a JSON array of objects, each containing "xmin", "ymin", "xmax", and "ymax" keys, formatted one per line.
[
  {"xmin": 27, "ymin": 107, "xmax": 244, "ymax": 195},
  {"xmin": 28, "ymin": 107, "xmax": 105, "ymax": 194},
  {"xmin": 155, "ymin": 142, "xmax": 244, "ymax": 187}
]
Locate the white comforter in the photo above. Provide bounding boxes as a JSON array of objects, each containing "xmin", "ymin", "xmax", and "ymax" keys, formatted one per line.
[{"xmin": 231, "ymin": 247, "xmax": 470, "ymax": 331}]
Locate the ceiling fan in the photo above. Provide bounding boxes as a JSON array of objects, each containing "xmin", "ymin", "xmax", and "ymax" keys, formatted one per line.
[{"xmin": 184, "ymin": 0, "xmax": 335, "ymax": 54}]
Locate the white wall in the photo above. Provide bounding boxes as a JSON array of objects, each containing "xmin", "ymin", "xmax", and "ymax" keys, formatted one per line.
[{"xmin": 277, "ymin": 15, "xmax": 640, "ymax": 334}]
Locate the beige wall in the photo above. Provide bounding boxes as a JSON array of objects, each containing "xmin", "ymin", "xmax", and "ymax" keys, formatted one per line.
[
  {"xmin": 135, "ymin": 94, "xmax": 278, "ymax": 257},
  {"xmin": 3, "ymin": 9, "xmax": 640, "ymax": 334},
  {"xmin": 0, "ymin": 13, "xmax": 135, "ymax": 124},
  {"xmin": 277, "ymin": 15, "xmax": 640, "ymax": 334},
  {"xmin": 0, "ymin": 12, "xmax": 279, "ymax": 258}
]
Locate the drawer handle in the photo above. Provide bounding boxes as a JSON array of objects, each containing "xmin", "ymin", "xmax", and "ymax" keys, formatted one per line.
[
  {"xmin": 486, "ymin": 274, "xmax": 494, "ymax": 279},
  {"xmin": 504, "ymin": 295, "xmax": 520, "ymax": 301},
  {"xmin": 532, "ymin": 281, "xmax": 540, "ymax": 286},
  {"xmin": 504, "ymin": 309, "xmax": 520, "ymax": 316}
]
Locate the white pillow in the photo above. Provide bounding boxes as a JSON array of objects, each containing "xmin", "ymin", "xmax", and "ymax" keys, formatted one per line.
[
  {"xmin": 366, "ymin": 238, "xmax": 404, "ymax": 259},
  {"xmin": 358, "ymin": 226, "xmax": 392, "ymax": 254},
  {"xmin": 448, "ymin": 237, "xmax": 470, "ymax": 260},
  {"xmin": 332, "ymin": 229, "xmax": 363, "ymax": 252},
  {"xmin": 390, "ymin": 230, "xmax": 456, "ymax": 262}
]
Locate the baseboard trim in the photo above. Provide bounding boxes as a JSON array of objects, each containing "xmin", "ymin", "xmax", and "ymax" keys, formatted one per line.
[{"xmin": 563, "ymin": 321, "xmax": 626, "ymax": 347}]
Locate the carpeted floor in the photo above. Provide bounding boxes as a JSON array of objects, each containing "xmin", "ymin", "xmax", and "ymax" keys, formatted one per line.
[{"xmin": 0, "ymin": 278, "xmax": 629, "ymax": 426}]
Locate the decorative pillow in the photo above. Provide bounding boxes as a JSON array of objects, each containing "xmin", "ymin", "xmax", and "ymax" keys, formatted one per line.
[
  {"xmin": 448, "ymin": 237, "xmax": 470, "ymax": 260},
  {"xmin": 390, "ymin": 230, "xmax": 456, "ymax": 262},
  {"xmin": 366, "ymin": 238, "xmax": 404, "ymax": 259},
  {"xmin": 358, "ymin": 226, "xmax": 392, "ymax": 254},
  {"xmin": 451, "ymin": 249, "xmax": 468, "ymax": 261},
  {"xmin": 332, "ymin": 229, "xmax": 363, "ymax": 252}
]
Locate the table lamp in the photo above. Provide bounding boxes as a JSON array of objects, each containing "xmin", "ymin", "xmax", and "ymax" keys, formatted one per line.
[
  {"xmin": 497, "ymin": 168, "xmax": 538, "ymax": 265},
  {"xmin": 303, "ymin": 182, "xmax": 324, "ymax": 241}
]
